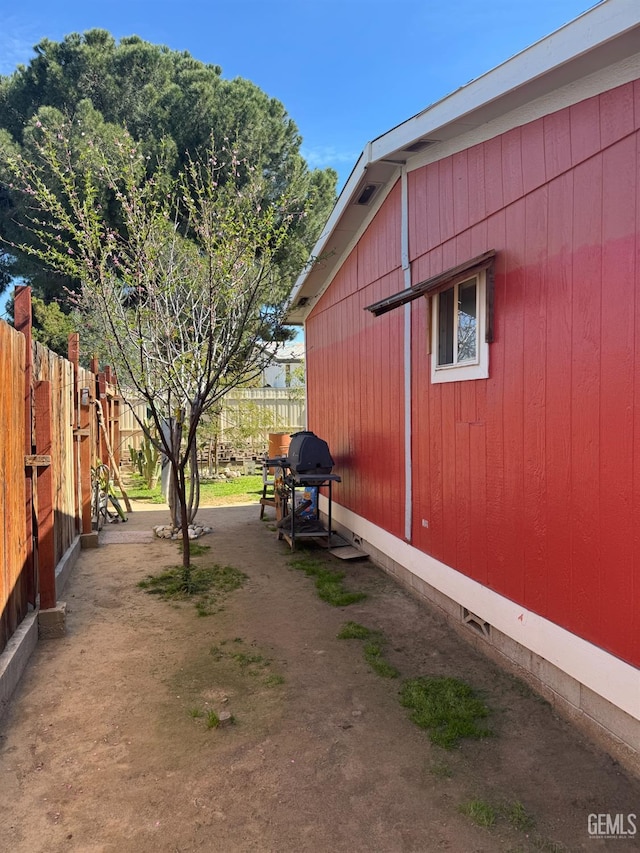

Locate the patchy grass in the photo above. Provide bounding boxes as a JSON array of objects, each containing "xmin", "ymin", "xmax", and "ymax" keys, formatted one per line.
[
  {"xmin": 200, "ymin": 475, "xmax": 262, "ymax": 502},
  {"xmin": 459, "ymin": 797, "xmax": 536, "ymax": 837},
  {"xmin": 338, "ymin": 622, "xmax": 399, "ymax": 678},
  {"xmin": 363, "ymin": 640, "xmax": 400, "ymax": 679},
  {"xmin": 429, "ymin": 760, "xmax": 453, "ymax": 779},
  {"xmin": 502, "ymin": 800, "xmax": 535, "ymax": 832},
  {"xmin": 206, "ymin": 710, "xmax": 220, "ymax": 729},
  {"xmin": 176, "ymin": 541, "xmax": 211, "ymax": 557},
  {"xmin": 531, "ymin": 839, "xmax": 568, "ymax": 852},
  {"xmin": 399, "ymin": 676, "xmax": 492, "ymax": 749},
  {"xmin": 232, "ymin": 651, "xmax": 270, "ymax": 674},
  {"xmin": 459, "ymin": 799, "xmax": 497, "ymax": 827},
  {"xmin": 208, "ymin": 639, "xmax": 285, "ymax": 687},
  {"xmin": 123, "ymin": 474, "xmax": 165, "ymax": 504},
  {"xmin": 121, "ymin": 474, "xmax": 262, "ymax": 506},
  {"xmin": 337, "ymin": 621, "xmax": 372, "ymax": 640},
  {"xmin": 138, "ymin": 563, "xmax": 246, "ymax": 615},
  {"xmin": 289, "ymin": 553, "xmax": 366, "ymax": 607}
]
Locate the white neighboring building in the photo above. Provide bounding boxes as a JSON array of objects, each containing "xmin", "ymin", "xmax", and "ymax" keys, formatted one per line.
[
  {"xmin": 261, "ymin": 343, "xmax": 305, "ymax": 388},
  {"xmin": 119, "ymin": 345, "xmax": 307, "ymax": 455}
]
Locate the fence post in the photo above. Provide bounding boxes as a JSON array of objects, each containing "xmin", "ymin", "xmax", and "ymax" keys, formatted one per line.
[
  {"xmin": 68, "ymin": 333, "xmax": 81, "ymax": 533},
  {"xmin": 14, "ymin": 285, "xmax": 36, "ymax": 607},
  {"xmin": 79, "ymin": 378, "xmax": 93, "ymax": 535},
  {"xmin": 34, "ymin": 380, "xmax": 56, "ymax": 610}
]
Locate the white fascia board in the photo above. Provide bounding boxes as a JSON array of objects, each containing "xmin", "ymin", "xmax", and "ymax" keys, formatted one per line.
[
  {"xmin": 369, "ymin": 0, "xmax": 639, "ymax": 163},
  {"xmin": 287, "ymin": 147, "xmax": 371, "ymax": 311}
]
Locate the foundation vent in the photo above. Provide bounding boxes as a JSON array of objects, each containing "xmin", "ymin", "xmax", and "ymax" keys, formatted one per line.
[{"xmin": 462, "ymin": 608, "xmax": 491, "ymax": 638}]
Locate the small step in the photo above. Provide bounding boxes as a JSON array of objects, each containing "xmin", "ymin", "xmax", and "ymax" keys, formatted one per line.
[{"xmin": 329, "ymin": 544, "xmax": 367, "ymax": 561}]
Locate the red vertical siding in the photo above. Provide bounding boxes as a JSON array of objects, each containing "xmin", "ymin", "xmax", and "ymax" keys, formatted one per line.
[
  {"xmin": 522, "ymin": 186, "xmax": 548, "ymax": 615},
  {"xmin": 502, "ymin": 127, "xmax": 524, "ymax": 207},
  {"xmin": 633, "ymin": 127, "xmax": 640, "ymax": 666},
  {"xmin": 544, "ymin": 172, "xmax": 574, "ymax": 626},
  {"xmin": 307, "ymin": 185, "xmax": 405, "ymax": 541},
  {"xmin": 306, "ymin": 81, "xmax": 640, "ymax": 667},
  {"xmin": 544, "ymin": 109, "xmax": 572, "ymax": 181},
  {"xmin": 484, "ymin": 212, "xmax": 507, "ymax": 589},
  {"xmin": 569, "ymin": 155, "xmax": 603, "ymax": 642},
  {"xmin": 499, "ymin": 198, "xmax": 526, "ymax": 602},
  {"xmin": 598, "ymin": 136, "xmax": 636, "ymax": 655}
]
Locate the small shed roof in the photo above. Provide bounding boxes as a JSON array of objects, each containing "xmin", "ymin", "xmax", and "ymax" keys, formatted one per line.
[{"xmin": 287, "ymin": 0, "xmax": 640, "ymax": 324}]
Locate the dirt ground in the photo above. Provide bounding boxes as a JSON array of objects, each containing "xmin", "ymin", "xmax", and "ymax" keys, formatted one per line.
[{"xmin": 0, "ymin": 501, "xmax": 638, "ymax": 853}]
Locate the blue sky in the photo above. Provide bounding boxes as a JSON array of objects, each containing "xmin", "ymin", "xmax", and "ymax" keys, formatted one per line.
[
  {"xmin": 1, "ymin": 0, "xmax": 597, "ymax": 191},
  {"xmin": 0, "ymin": 0, "xmax": 597, "ymax": 322}
]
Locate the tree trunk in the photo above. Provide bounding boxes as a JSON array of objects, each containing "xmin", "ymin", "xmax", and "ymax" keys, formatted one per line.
[{"xmin": 178, "ymin": 465, "xmax": 191, "ymax": 574}]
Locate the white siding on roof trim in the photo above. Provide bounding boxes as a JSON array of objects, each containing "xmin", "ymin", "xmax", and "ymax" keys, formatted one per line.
[{"xmin": 405, "ymin": 52, "xmax": 640, "ymax": 178}]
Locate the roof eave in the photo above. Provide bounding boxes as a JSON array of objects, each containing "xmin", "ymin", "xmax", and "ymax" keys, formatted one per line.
[{"xmin": 286, "ymin": 0, "xmax": 640, "ymax": 325}]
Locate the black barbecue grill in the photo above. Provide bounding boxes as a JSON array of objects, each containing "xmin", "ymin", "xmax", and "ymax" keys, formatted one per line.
[
  {"xmin": 285, "ymin": 431, "xmax": 334, "ymax": 479},
  {"xmin": 266, "ymin": 431, "xmax": 341, "ymax": 549}
]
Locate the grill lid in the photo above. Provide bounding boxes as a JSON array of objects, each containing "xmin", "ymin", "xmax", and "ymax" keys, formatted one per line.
[{"xmin": 287, "ymin": 431, "xmax": 334, "ymax": 477}]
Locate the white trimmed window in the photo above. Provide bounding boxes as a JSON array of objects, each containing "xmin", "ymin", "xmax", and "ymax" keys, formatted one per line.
[{"xmin": 431, "ymin": 270, "xmax": 489, "ymax": 383}]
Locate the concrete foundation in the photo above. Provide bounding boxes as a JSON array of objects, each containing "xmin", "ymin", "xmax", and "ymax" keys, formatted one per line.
[
  {"xmin": 38, "ymin": 602, "xmax": 67, "ymax": 639},
  {"xmin": 81, "ymin": 532, "xmax": 100, "ymax": 549},
  {"xmin": 0, "ymin": 535, "xmax": 81, "ymax": 720},
  {"xmin": 56, "ymin": 537, "xmax": 81, "ymax": 597},
  {"xmin": 331, "ymin": 517, "xmax": 640, "ymax": 778},
  {"xmin": 0, "ymin": 611, "xmax": 38, "ymax": 718}
]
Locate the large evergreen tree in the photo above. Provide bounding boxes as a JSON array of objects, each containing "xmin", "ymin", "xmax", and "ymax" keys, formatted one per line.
[{"xmin": 0, "ymin": 30, "xmax": 336, "ymax": 351}]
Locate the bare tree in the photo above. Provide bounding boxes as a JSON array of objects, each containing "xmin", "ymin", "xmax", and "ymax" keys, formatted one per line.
[{"xmin": 3, "ymin": 118, "xmax": 305, "ymax": 573}]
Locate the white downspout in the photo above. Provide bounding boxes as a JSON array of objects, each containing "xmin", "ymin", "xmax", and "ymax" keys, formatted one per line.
[{"xmin": 401, "ymin": 167, "xmax": 412, "ymax": 542}]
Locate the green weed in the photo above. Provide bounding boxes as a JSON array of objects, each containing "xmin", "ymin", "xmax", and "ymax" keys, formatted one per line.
[
  {"xmin": 206, "ymin": 710, "xmax": 220, "ymax": 729},
  {"xmin": 459, "ymin": 799, "xmax": 497, "ymax": 827},
  {"xmin": 289, "ymin": 553, "xmax": 366, "ymax": 607},
  {"xmin": 175, "ymin": 541, "xmax": 211, "ymax": 557},
  {"xmin": 459, "ymin": 797, "xmax": 536, "ymax": 837},
  {"xmin": 199, "ymin": 475, "xmax": 262, "ymax": 501},
  {"xmin": 338, "ymin": 622, "xmax": 399, "ymax": 678},
  {"xmin": 503, "ymin": 800, "xmax": 535, "ymax": 832},
  {"xmin": 122, "ymin": 474, "xmax": 263, "ymax": 506},
  {"xmin": 209, "ymin": 639, "xmax": 284, "ymax": 687},
  {"xmin": 531, "ymin": 839, "xmax": 568, "ymax": 852},
  {"xmin": 337, "ymin": 621, "xmax": 372, "ymax": 640},
  {"xmin": 232, "ymin": 651, "xmax": 269, "ymax": 673},
  {"xmin": 399, "ymin": 676, "xmax": 492, "ymax": 749},
  {"xmin": 429, "ymin": 760, "xmax": 453, "ymax": 779},
  {"xmin": 363, "ymin": 641, "xmax": 400, "ymax": 678},
  {"xmin": 138, "ymin": 563, "xmax": 246, "ymax": 615}
]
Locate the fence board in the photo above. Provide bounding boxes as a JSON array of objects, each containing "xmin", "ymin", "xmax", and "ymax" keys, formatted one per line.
[
  {"xmin": 1, "ymin": 306, "xmax": 120, "ymax": 655},
  {"xmin": 0, "ymin": 323, "xmax": 27, "ymax": 652}
]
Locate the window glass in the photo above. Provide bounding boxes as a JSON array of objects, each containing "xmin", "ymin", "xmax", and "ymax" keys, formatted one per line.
[
  {"xmin": 431, "ymin": 268, "xmax": 489, "ymax": 384},
  {"xmin": 437, "ymin": 287, "xmax": 454, "ymax": 365},
  {"xmin": 457, "ymin": 280, "xmax": 477, "ymax": 363}
]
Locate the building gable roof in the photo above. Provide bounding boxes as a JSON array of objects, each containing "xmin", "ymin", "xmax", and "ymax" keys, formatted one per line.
[{"xmin": 287, "ymin": 0, "xmax": 640, "ymax": 324}]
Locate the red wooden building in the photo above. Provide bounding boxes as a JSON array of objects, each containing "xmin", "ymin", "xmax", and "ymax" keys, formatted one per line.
[{"xmin": 288, "ymin": 0, "xmax": 640, "ymax": 771}]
